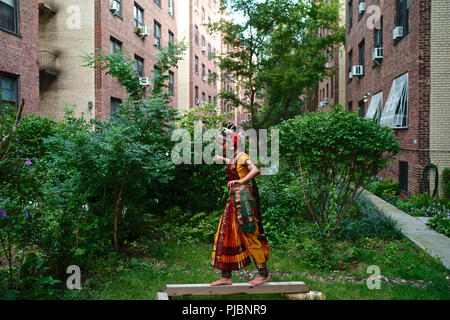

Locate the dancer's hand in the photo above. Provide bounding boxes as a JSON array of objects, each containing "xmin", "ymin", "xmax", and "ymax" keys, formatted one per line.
[{"xmin": 227, "ymin": 179, "xmax": 243, "ymax": 188}]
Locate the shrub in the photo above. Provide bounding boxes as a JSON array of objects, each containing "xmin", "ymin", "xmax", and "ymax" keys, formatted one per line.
[
  {"xmin": 340, "ymin": 194, "xmax": 403, "ymax": 241},
  {"xmin": 442, "ymin": 168, "xmax": 450, "ymax": 201},
  {"xmin": 276, "ymin": 105, "xmax": 399, "ymax": 246},
  {"xmin": 427, "ymin": 206, "xmax": 450, "ymax": 236},
  {"xmin": 367, "ymin": 178, "xmax": 400, "ymax": 198}
]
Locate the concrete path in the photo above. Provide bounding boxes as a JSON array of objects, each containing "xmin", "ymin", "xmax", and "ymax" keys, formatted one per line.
[{"xmin": 361, "ymin": 189, "xmax": 450, "ymax": 270}]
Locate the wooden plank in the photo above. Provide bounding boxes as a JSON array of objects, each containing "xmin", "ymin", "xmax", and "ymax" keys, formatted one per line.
[
  {"xmin": 161, "ymin": 281, "xmax": 309, "ymax": 297},
  {"xmin": 155, "ymin": 292, "xmax": 169, "ymax": 300}
]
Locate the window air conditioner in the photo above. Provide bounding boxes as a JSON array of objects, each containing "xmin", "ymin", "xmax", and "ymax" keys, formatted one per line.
[
  {"xmin": 195, "ymin": 98, "xmax": 200, "ymax": 105},
  {"xmin": 139, "ymin": 77, "xmax": 152, "ymax": 86},
  {"xmin": 139, "ymin": 26, "xmax": 150, "ymax": 38},
  {"xmin": 203, "ymin": 76, "xmax": 207, "ymax": 82},
  {"xmin": 349, "ymin": 71, "xmax": 353, "ymax": 79},
  {"xmin": 372, "ymin": 47, "xmax": 383, "ymax": 60},
  {"xmin": 319, "ymin": 101, "xmax": 325, "ymax": 107},
  {"xmin": 110, "ymin": 0, "xmax": 120, "ymax": 14},
  {"xmin": 154, "ymin": 38, "xmax": 160, "ymax": 47},
  {"xmin": 359, "ymin": 2, "xmax": 365, "ymax": 14},
  {"xmin": 352, "ymin": 65, "xmax": 364, "ymax": 76},
  {"xmin": 393, "ymin": 26, "xmax": 403, "ymax": 40},
  {"xmin": 202, "ymin": 46, "xmax": 206, "ymax": 52},
  {"xmin": 324, "ymin": 97, "xmax": 329, "ymax": 104}
]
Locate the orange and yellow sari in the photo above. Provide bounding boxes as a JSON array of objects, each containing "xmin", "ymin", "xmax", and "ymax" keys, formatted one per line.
[{"xmin": 211, "ymin": 152, "xmax": 270, "ymax": 271}]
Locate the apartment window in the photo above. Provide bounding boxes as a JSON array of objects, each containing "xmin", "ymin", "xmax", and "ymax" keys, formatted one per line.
[
  {"xmin": 208, "ymin": 70, "xmax": 211, "ymax": 84},
  {"xmin": 380, "ymin": 73, "xmax": 408, "ymax": 128},
  {"xmin": 331, "ymin": 76, "xmax": 334, "ymax": 98},
  {"xmin": 168, "ymin": 0, "xmax": 174, "ymax": 16},
  {"xmin": 169, "ymin": 71, "xmax": 174, "ymax": 94},
  {"xmin": 195, "ymin": 26, "xmax": 199, "ymax": 44},
  {"xmin": 358, "ymin": 100, "xmax": 365, "ymax": 118},
  {"xmin": 399, "ymin": 161, "xmax": 408, "ymax": 193},
  {"xmin": 202, "ymin": 36, "xmax": 206, "ymax": 48},
  {"xmin": 202, "ymin": 64, "xmax": 206, "ymax": 81},
  {"xmin": 168, "ymin": 30, "xmax": 174, "ymax": 45},
  {"xmin": 0, "ymin": 0, "xmax": 17, "ymax": 33},
  {"xmin": 348, "ymin": 101, "xmax": 353, "ymax": 112},
  {"xmin": 154, "ymin": 20, "xmax": 161, "ymax": 48},
  {"xmin": 348, "ymin": 49, "xmax": 353, "ymax": 80},
  {"xmin": 395, "ymin": 0, "xmax": 409, "ymax": 35},
  {"xmin": 358, "ymin": 0, "xmax": 364, "ymax": 20},
  {"xmin": 374, "ymin": 16, "xmax": 383, "ymax": 48},
  {"xmin": 110, "ymin": 37, "xmax": 122, "ymax": 54},
  {"xmin": 0, "ymin": 73, "xmax": 18, "ymax": 108},
  {"xmin": 202, "ymin": 7, "xmax": 205, "ymax": 22},
  {"xmin": 358, "ymin": 39, "xmax": 365, "ymax": 74},
  {"xmin": 154, "ymin": 0, "xmax": 161, "ymax": 7},
  {"xmin": 195, "ymin": 56, "xmax": 199, "ymax": 74},
  {"xmin": 326, "ymin": 83, "xmax": 329, "ymax": 98},
  {"xmin": 110, "ymin": 98, "xmax": 122, "ymax": 116},
  {"xmin": 195, "ymin": 86, "xmax": 199, "ymax": 104},
  {"xmin": 208, "ymin": 44, "xmax": 212, "ymax": 59},
  {"xmin": 365, "ymin": 92, "xmax": 383, "ymax": 119},
  {"xmin": 111, "ymin": 0, "xmax": 122, "ymax": 17},
  {"xmin": 348, "ymin": 0, "xmax": 353, "ymax": 30},
  {"xmin": 134, "ymin": 55, "xmax": 144, "ymax": 77},
  {"xmin": 134, "ymin": 4, "xmax": 144, "ymax": 28},
  {"xmin": 202, "ymin": 92, "xmax": 206, "ymax": 102},
  {"xmin": 213, "ymin": 96, "xmax": 217, "ymax": 105}
]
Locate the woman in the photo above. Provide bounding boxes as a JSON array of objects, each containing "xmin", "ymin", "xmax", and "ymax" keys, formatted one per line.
[{"xmin": 210, "ymin": 126, "xmax": 270, "ymax": 286}]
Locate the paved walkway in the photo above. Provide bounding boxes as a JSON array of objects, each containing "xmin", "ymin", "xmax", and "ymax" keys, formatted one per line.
[{"xmin": 361, "ymin": 189, "xmax": 450, "ymax": 270}]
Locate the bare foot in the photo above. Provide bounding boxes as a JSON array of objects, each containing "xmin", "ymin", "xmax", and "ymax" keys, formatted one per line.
[
  {"xmin": 210, "ymin": 278, "xmax": 232, "ymax": 286},
  {"xmin": 248, "ymin": 275, "xmax": 270, "ymax": 286}
]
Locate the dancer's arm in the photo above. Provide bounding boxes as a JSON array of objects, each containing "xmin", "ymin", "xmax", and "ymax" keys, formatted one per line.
[{"xmin": 227, "ymin": 163, "xmax": 260, "ymax": 187}]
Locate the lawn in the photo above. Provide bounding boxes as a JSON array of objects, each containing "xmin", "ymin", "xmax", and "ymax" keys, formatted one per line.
[{"xmin": 62, "ymin": 238, "xmax": 450, "ymax": 300}]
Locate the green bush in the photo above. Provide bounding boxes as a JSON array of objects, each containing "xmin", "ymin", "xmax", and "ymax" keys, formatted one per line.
[
  {"xmin": 367, "ymin": 178, "xmax": 400, "ymax": 198},
  {"xmin": 153, "ymin": 206, "xmax": 222, "ymax": 244},
  {"xmin": 275, "ymin": 105, "xmax": 399, "ymax": 245},
  {"xmin": 427, "ymin": 206, "xmax": 450, "ymax": 236},
  {"xmin": 442, "ymin": 168, "xmax": 450, "ymax": 201},
  {"xmin": 340, "ymin": 194, "xmax": 403, "ymax": 241}
]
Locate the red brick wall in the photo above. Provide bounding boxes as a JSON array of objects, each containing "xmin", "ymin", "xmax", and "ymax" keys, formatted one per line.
[
  {"xmin": 190, "ymin": 0, "xmax": 220, "ymax": 110},
  {"xmin": 318, "ymin": 43, "xmax": 340, "ymax": 110},
  {"xmin": 345, "ymin": 0, "xmax": 431, "ymax": 195},
  {"xmin": 0, "ymin": 0, "xmax": 39, "ymax": 115},
  {"xmin": 94, "ymin": 0, "xmax": 178, "ymax": 120}
]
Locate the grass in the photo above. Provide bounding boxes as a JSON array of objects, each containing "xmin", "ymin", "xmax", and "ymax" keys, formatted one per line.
[{"xmin": 61, "ymin": 238, "xmax": 450, "ymax": 300}]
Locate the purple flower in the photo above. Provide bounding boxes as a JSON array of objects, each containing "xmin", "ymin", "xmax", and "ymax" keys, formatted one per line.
[
  {"xmin": 28, "ymin": 169, "xmax": 33, "ymax": 173},
  {"xmin": 23, "ymin": 210, "xmax": 29, "ymax": 218},
  {"xmin": 0, "ymin": 209, "xmax": 6, "ymax": 218},
  {"xmin": 25, "ymin": 158, "xmax": 32, "ymax": 165},
  {"xmin": 15, "ymin": 139, "xmax": 19, "ymax": 143}
]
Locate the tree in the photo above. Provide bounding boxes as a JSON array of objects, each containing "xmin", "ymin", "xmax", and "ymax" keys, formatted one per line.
[{"xmin": 210, "ymin": 0, "xmax": 344, "ymax": 129}]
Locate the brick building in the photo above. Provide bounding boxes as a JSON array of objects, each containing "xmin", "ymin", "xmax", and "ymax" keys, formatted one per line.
[
  {"xmin": 317, "ymin": 0, "xmax": 347, "ymax": 110},
  {"xmin": 176, "ymin": 0, "xmax": 221, "ymax": 111},
  {"xmin": 39, "ymin": 0, "xmax": 178, "ymax": 121},
  {"xmin": 0, "ymin": 0, "xmax": 39, "ymax": 115},
  {"xmin": 345, "ymin": 0, "xmax": 450, "ymax": 196}
]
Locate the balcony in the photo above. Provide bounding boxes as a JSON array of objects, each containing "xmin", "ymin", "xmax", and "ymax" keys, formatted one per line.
[
  {"xmin": 39, "ymin": 1, "xmax": 56, "ymax": 16},
  {"xmin": 39, "ymin": 50, "xmax": 59, "ymax": 78}
]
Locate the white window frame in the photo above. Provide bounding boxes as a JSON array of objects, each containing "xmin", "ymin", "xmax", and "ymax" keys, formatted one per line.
[
  {"xmin": 380, "ymin": 73, "xmax": 408, "ymax": 128},
  {"xmin": 365, "ymin": 91, "xmax": 383, "ymax": 120}
]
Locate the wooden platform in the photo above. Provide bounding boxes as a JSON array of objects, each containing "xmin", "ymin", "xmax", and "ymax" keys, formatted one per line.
[{"xmin": 156, "ymin": 281, "xmax": 310, "ymax": 300}]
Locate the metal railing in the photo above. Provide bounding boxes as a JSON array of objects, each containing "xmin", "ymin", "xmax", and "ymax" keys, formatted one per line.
[{"xmin": 39, "ymin": 50, "xmax": 59, "ymax": 75}]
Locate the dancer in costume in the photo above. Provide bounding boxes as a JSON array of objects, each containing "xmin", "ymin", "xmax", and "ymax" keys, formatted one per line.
[{"xmin": 210, "ymin": 124, "xmax": 270, "ymax": 286}]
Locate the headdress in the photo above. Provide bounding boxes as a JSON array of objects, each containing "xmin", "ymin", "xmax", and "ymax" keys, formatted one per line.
[{"xmin": 219, "ymin": 122, "xmax": 240, "ymax": 148}]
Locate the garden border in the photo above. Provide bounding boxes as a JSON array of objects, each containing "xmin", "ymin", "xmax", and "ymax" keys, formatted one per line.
[{"xmin": 360, "ymin": 188, "xmax": 450, "ymax": 270}]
